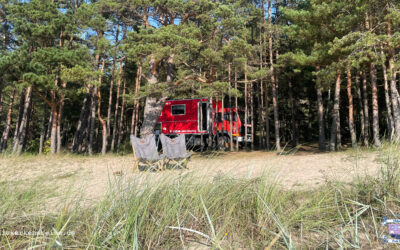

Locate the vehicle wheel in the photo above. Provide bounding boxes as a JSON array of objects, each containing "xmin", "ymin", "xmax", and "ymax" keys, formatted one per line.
[{"xmin": 216, "ymin": 135, "xmax": 230, "ymax": 151}]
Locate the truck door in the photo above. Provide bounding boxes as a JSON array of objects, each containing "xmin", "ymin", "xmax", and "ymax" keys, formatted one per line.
[{"xmin": 198, "ymin": 102, "xmax": 209, "ymax": 132}]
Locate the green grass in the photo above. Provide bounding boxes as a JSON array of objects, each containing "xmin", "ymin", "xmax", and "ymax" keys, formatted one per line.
[{"xmin": 1, "ymin": 144, "xmax": 400, "ymax": 248}]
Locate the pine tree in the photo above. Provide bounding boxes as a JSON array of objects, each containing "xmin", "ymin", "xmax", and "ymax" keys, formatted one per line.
[
  {"xmin": 1, "ymin": 0, "xmax": 400, "ymax": 154},
  {"xmin": 6, "ymin": 0, "xmax": 93, "ymax": 154}
]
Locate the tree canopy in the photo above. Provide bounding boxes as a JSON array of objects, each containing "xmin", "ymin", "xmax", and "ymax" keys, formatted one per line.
[{"xmin": 1, "ymin": 0, "xmax": 400, "ymax": 155}]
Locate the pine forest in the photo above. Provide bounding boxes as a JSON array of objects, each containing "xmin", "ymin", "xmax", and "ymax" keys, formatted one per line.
[{"xmin": 1, "ymin": 0, "xmax": 400, "ymax": 155}]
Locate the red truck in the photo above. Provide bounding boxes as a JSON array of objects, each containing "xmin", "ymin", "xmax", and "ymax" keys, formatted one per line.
[{"xmin": 157, "ymin": 98, "xmax": 252, "ymax": 148}]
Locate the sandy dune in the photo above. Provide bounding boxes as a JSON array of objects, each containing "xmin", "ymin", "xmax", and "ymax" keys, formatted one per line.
[{"xmin": 0, "ymin": 148, "xmax": 383, "ymax": 209}]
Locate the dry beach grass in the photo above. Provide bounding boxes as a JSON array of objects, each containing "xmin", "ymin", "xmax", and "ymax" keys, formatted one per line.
[
  {"xmin": 0, "ymin": 145, "xmax": 382, "ymax": 207},
  {"xmin": 0, "ymin": 143, "xmax": 399, "ymax": 248}
]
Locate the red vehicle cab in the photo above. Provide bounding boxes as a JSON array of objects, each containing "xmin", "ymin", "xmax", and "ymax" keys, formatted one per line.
[{"xmin": 157, "ymin": 98, "xmax": 252, "ymax": 147}]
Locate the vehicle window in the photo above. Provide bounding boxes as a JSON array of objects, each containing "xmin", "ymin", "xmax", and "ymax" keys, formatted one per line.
[
  {"xmin": 217, "ymin": 113, "xmax": 222, "ymax": 122},
  {"xmin": 231, "ymin": 113, "xmax": 237, "ymax": 122},
  {"xmin": 171, "ymin": 104, "xmax": 185, "ymax": 115},
  {"xmin": 224, "ymin": 113, "xmax": 229, "ymax": 121},
  {"xmin": 217, "ymin": 112, "xmax": 237, "ymax": 122}
]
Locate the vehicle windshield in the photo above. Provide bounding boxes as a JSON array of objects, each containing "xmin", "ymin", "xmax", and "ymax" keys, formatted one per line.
[{"xmin": 217, "ymin": 112, "xmax": 238, "ymax": 122}]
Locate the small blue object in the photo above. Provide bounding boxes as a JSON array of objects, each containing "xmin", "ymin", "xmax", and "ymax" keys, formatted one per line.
[
  {"xmin": 382, "ymin": 217, "xmax": 400, "ymax": 244},
  {"xmin": 387, "ymin": 224, "xmax": 400, "ymax": 240}
]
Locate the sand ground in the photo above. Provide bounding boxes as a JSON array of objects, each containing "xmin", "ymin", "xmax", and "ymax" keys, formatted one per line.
[{"xmin": 0, "ymin": 146, "xmax": 383, "ymax": 210}]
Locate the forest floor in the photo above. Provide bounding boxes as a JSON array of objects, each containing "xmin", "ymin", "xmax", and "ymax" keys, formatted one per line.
[{"xmin": 0, "ymin": 144, "xmax": 383, "ymax": 212}]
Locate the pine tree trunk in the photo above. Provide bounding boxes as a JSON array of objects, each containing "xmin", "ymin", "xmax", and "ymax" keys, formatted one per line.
[
  {"xmin": 97, "ymin": 58, "xmax": 107, "ymax": 155},
  {"xmin": 262, "ymin": 0, "xmax": 269, "ymax": 150},
  {"xmin": 26, "ymin": 96, "xmax": 34, "ymax": 148},
  {"xmin": 107, "ymin": 62, "xmax": 115, "ymax": 141},
  {"xmin": 259, "ymin": 80, "xmax": 265, "ymax": 148},
  {"xmin": 385, "ymin": 0, "xmax": 400, "ymax": 141},
  {"xmin": 316, "ymin": 66, "xmax": 325, "ymax": 151},
  {"xmin": 228, "ymin": 63, "xmax": 233, "ymax": 151},
  {"xmin": 134, "ymin": 102, "xmax": 140, "ymax": 136},
  {"xmin": 131, "ymin": 63, "xmax": 141, "ymax": 135},
  {"xmin": 388, "ymin": 48, "xmax": 400, "ymax": 140},
  {"xmin": 0, "ymin": 93, "xmax": 3, "ymax": 120},
  {"xmin": 134, "ymin": 73, "xmax": 141, "ymax": 136},
  {"xmin": 370, "ymin": 63, "xmax": 381, "ymax": 147},
  {"xmin": 0, "ymin": 19, "xmax": 6, "ymax": 117},
  {"xmin": 111, "ymin": 64, "xmax": 122, "ymax": 151},
  {"xmin": 39, "ymin": 103, "xmax": 47, "ymax": 154},
  {"xmin": 307, "ymin": 98, "xmax": 313, "ymax": 142},
  {"xmin": 355, "ymin": 72, "xmax": 365, "ymax": 142},
  {"xmin": 381, "ymin": 50, "xmax": 394, "ymax": 139},
  {"xmin": 72, "ymin": 91, "xmax": 90, "ymax": 153},
  {"xmin": 88, "ymin": 87, "xmax": 97, "ymax": 156},
  {"xmin": 167, "ymin": 55, "xmax": 174, "ymax": 82},
  {"xmin": 275, "ymin": 50, "xmax": 281, "ymax": 146},
  {"xmin": 98, "ymin": 86, "xmax": 107, "ymax": 155},
  {"xmin": 80, "ymin": 105, "xmax": 90, "ymax": 153},
  {"xmin": 141, "ymin": 92, "xmax": 165, "ymax": 136},
  {"xmin": 0, "ymin": 87, "xmax": 16, "ymax": 152},
  {"xmin": 13, "ymin": 89, "xmax": 26, "ymax": 146},
  {"xmin": 132, "ymin": 62, "xmax": 142, "ymax": 136},
  {"xmin": 30, "ymin": 86, "xmax": 62, "ymax": 155},
  {"xmin": 116, "ymin": 77, "xmax": 126, "ymax": 149},
  {"xmin": 141, "ymin": 55, "xmax": 174, "ymax": 138},
  {"xmin": 44, "ymin": 109, "xmax": 51, "ymax": 139},
  {"xmin": 244, "ymin": 61, "xmax": 248, "ymax": 149},
  {"xmin": 325, "ymin": 87, "xmax": 331, "ymax": 140},
  {"xmin": 56, "ymin": 93, "xmax": 64, "ymax": 153},
  {"xmin": 17, "ymin": 89, "xmax": 33, "ymax": 155},
  {"xmin": 13, "ymin": 87, "xmax": 32, "ymax": 155},
  {"xmin": 289, "ymin": 80, "xmax": 298, "ymax": 148},
  {"xmin": 258, "ymin": 31, "xmax": 264, "ymax": 149},
  {"xmin": 265, "ymin": 81, "xmax": 270, "ymax": 150},
  {"xmin": 347, "ymin": 66, "xmax": 357, "ymax": 148},
  {"xmin": 107, "ymin": 23, "xmax": 120, "ymax": 144},
  {"xmin": 141, "ymin": 58, "xmax": 166, "ymax": 136},
  {"xmin": 272, "ymin": 74, "xmax": 280, "ymax": 150},
  {"xmin": 364, "ymin": 13, "xmax": 379, "ymax": 146},
  {"xmin": 329, "ymin": 69, "xmax": 341, "ymax": 151},
  {"xmin": 361, "ymin": 71, "xmax": 370, "ymax": 146},
  {"xmin": 268, "ymin": 0, "xmax": 280, "ymax": 151},
  {"xmin": 50, "ymin": 109, "xmax": 57, "ymax": 154},
  {"xmin": 221, "ymin": 95, "xmax": 225, "ymax": 149},
  {"xmin": 56, "ymin": 103, "xmax": 63, "ymax": 153},
  {"xmin": 130, "ymin": 107, "xmax": 135, "ymax": 136},
  {"xmin": 250, "ymin": 81, "xmax": 254, "ymax": 150},
  {"xmin": 336, "ymin": 100, "xmax": 342, "ymax": 149},
  {"xmin": 234, "ymin": 66, "xmax": 239, "ymax": 151},
  {"xmin": 49, "ymin": 92, "xmax": 58, "ymax": 155},
  {"xmin": 95, "ymin": 123, "xmax": 99, "ymax": 151}
]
